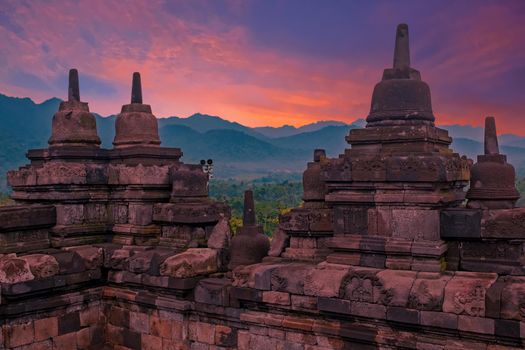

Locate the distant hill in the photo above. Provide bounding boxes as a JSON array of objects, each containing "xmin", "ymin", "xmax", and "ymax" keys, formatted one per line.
[
  {"xmin": 255, "ymin": 120, "xmax": 349, "ymax": 138},
  {"xmin": 1, "ymin": 92, "xmax": 524, "ymax": 191}
]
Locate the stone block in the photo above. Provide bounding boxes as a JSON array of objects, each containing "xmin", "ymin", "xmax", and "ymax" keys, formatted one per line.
[
  {"xmin": 128, "ymin": 203, "xmax": 154, "ymax": 226},
  {"xmin": 420, "ymin": 311, "xmax": 457, "ymax": 329},
  {"xmin": 458, "ymin": 315, "xmax": 494, "ymax": 334},
  {"xmin": 51, "ymin": 250, "xmax": 86, "ymax": 274},
  {"xmin": 391, "ymin": 208, "xmax": 440, "ymax": 240},
  {"xmin": 85, "ymin": 203, "xmax": 108, "ymax": 223},
  {"xmin": 142, "ymin": 334, "xmax": 163, "ymax": 350},
  {"xmin": 109, "ymin": 307, "xmax": 130, "ymax": 328},
  {"xmin": 291, "ymin": 295, "xmax": 317, "ymax": 311},
  {"xmin": 58, "ymin": 311, "xmax": 81, "ymax": 335},
  {"xmin": 333, "ymin": 206, "xmax": 368, "ymax": 234},
  {"xmin": 495, "ymin": 319, "xmax": 520, "ymax": 339},
  {"xmin": 386, "ymin": 306, "xmax": 420, "ymax": 325},
  {"xmin": 0, "ymin": 205, "xmax": 55, "ymax": 231},
  {"xmin": 6, "ymin": 321, "xmax": 34, "ymax": 347},
  {"xmin": 207, "ymin": 218, "xmax": 230, "ymax": 249},
  {"xmin": 317, "ymin": 297, "xmax": 352, "ymax": 315},
  {"xmin": 55, "ymin": 204, "xmax": 84, "ymax": 225},
  {"xmin": 268, "ymin": 228, "xmax": 289, "ymax": 258},
  {"xmin": 482, "ymin": 208, "xmax": 525, "ymax": 239},
  {"xmin": 440, "ymin": 209, "xmax": 481, "ymax": 239},
  {"xmin": 443, "ymin": 272, "xmax": 497, "ymax": 317},
  {"xmin": 262, "ymin": 291, "xmax": 291, "ymax": 305},
  {"xmin": 304, "ymin": 262, "xmax": 351, "ymax": 298},
  {"xmin": 129, "ymin": 311, "xmax": 149, "ymax": 333},
  {"xmin": 160, "ymin": 248, "xmax": 218, "ymax": 278},
  {"xmin": 34, "ymin": 317, "xmax": 58, "ymax": 341},
  {"xmin": 122, "ymin": 329, "xmax": 142, "ymax": 349},
  {"xmin": 151, "ymin": 316, "xmax": 172, "ymax": 338},
  {"xmin": 351, "ymin": 302, "xmax": 386, "ymax": 319},
  {"xmin": 271, "ymin": 263, "xmax": 314, "ymax": 294},
  {"xmin": 189, "ymin": 321, "xmax": 215, "ymax": 345},
  {"xmin": 376, "ymin": 269, "xmax": 417, "ymax": 307},
  {"xmin": 52, "ymin": 332, "xmax": 77, "ymax": 349},
  {"xmin": 215, "ymin": 325, "xmax": 236, "ymax": 347},
  {"xmin": 408, "ymin": 272, "xmax": 452, "ymax": 311},
  {"xmin": 194, "ymin": 278, "xmax": 230, "ymax": 306},
  {"xmin": 0, "ymin": 257, "xmax": 34, "ymax": 284},
  {"xmin": 501, "ymin": 276, "xmax": 525, "ymax": 320},
  {"xmin": 19, "ymin": 254, "xmax": 59, "ymax": 279},
  {"xmin": 80, "ymin": 305, "xmax": 100, "ymax": 327},
  {"xmin": 76, "ymin": 326, "xmax": 91, "ymax": 349},
  {"xmin": 65, "ymin": 246, "xmax": 103, "ymax": 269},
  {"xmin": 126, "ymin": 249, "xmax": 173, "ymax": 275}
]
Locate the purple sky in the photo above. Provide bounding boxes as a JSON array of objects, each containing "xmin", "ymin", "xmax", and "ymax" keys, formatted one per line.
[{"xmin": 1, "ymin": 0, "xmax": 524, "ymax": 133}]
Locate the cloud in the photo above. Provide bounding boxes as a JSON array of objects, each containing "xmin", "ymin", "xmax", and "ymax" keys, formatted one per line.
[{"xmin": 0, "ymin": 0, "xmax": 523, "ymax": 134}]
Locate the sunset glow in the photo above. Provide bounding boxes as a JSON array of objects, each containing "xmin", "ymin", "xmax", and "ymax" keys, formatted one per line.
[{"xmin": 1, "ymin": 0, "xmax": 524, "ymax": 133}]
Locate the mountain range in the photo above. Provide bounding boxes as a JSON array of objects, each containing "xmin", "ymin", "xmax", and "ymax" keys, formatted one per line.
[{"xmin": 1, "ymin": 93, "xmax": 524, "ymax": 191}]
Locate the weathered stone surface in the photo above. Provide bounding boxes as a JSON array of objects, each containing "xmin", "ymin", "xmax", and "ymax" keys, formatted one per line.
[
  {"xmin": 19, "ymin": 254, "xmax": 59, "ymax": 279},
  {"xmin": 408, "ymin": 272, "xmax": 452, "ymax": 311},
  {"xmin": 126, "ymin": 249, "xmax": 173, "ymax": 275},
  {"xmin": 207, "ymin": 218, "xmax": 230, "ymax": 249},
  {"xmin": 376, "ymin": 269, "xmax": 417, "ymax": 307},
  {"xmin": 443, "ymin": 272, "xmax": 498, "ymax": 317},
  {"xmin": 160, "ymin": 248, "xmax": 218, "ymax": 278},
  {"xmin": 64, "ymin": 246, "xmax": 103, "ymax": 269},
  {"xmin": 0, "ymin": 257, "xmax": 35, "ymax": 283},
  {"xmin": 303, "ymin": 262, "xmax": 351, "ymax": 297},
  {"xmin": 268, "ymin": 228, "xmax": 289, "ymax": 257},
  {"xmin": 0, "ymin": 205, "xmax": 56, "ymax": 231},
  {"xmin": 500, "ymin": 277, "xmax": 525, "ymax": 320}
]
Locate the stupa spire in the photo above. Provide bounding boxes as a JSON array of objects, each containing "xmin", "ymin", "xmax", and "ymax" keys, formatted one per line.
[
  {"xmin": 243, "ymin": 190, "xmax": 256, "ymax": 226},
  {"xmin": 131, "ymin": 72, "xmax": 143, "ymax": 104},
  {"xmin": 484, "ymin": 116, "xmax": 499, "ymax": 155},
  {"xmin": 393, "ymin": 23, "xmax": 410, "ymax": 69},
  {"xmin": 68, "ymin": 69, "xmax": 80, "ymax": 102}
]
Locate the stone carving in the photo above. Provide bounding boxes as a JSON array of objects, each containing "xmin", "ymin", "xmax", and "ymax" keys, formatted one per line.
[
  {"xmin": 452, "ymin": 284, "xmax": 485, "ymax": 316},
  {"xmin": 0, "ymin": 256, "xmax": 35, "ymax": 284},
  {"xmin": 340, "ymin": 270, "xmax": 393, "ymax": 305},
  {"xmin": 36, "ymin": 162, "xmax": 87, "ymax": 185},
  {"xmin": 160, "ymin": 248, "xmax": 218, "ymax": 278},
  {"xmin": 19, "ymin": 254, "xmax": 59, "ymax": 279},
  {"xmin": 108, "ymin": 164, "xmax": 170, "ymax": 185}
]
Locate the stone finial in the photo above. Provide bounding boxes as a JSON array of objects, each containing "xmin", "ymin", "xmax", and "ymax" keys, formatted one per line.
[
  {"xmin": 243, "ymin": 190, "xmax": 256, "ymax": 226},
  {"xmin": 68, "ymin": 69, "xmax": 80, "ymax": 102},
  {"xmin": 393, "ymin": 23, "xmax": 410, "ymax": 69},
  {"xmin": 131, "ymin": 72, "xmax": 143, "ymax": 104},
  {"xmin": 484, "ymin": 116, "xmax": 499, "ymax": 155}
]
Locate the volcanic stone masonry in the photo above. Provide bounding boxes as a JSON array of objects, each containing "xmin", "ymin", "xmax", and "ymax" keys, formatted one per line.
[{"xmin": 0, "ymin": 23, "xmax": 525, "ymax": 349}]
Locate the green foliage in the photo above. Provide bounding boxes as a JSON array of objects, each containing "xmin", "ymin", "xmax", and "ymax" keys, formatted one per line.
[
  {"xmin": 517, "ymin": 177, "xmax": 525, "ymax": 207},
  {"xmin": 209, "ymin": 178, "xmax": 303, "ymax": 236},
  {"xmin": 0, "ymin": 193, "xmax": 13, "ymax": 207}
]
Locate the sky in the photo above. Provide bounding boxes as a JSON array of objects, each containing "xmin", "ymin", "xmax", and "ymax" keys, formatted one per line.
[{"xmin": 0, "ymin": 0, "xmax": 524, "ymax": 134}]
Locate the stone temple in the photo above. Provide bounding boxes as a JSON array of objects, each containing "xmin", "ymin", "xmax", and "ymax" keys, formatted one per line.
[{"xmin": 0, "ymin": 23, "xmax": 524, "ymax": 349}]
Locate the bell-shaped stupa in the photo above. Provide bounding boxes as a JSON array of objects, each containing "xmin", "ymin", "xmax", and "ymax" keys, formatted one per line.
[
  {"xmin": 228, "ymin": 190, "xmax": 270, "ymax": 269},
  {"xmin": 366, "ymin": 23, "xmax": 435, "ymax": 127},
  {"xmin": 113, "ymin": 72, "xmax": 161, "ymax": 148},
  {"xmin": 467, "ymin": 116, "xmax": 520, "ymax": 209},
  {"xmin": 48, "ymin": 69, "xmax": 101, "ymax": 147}
]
